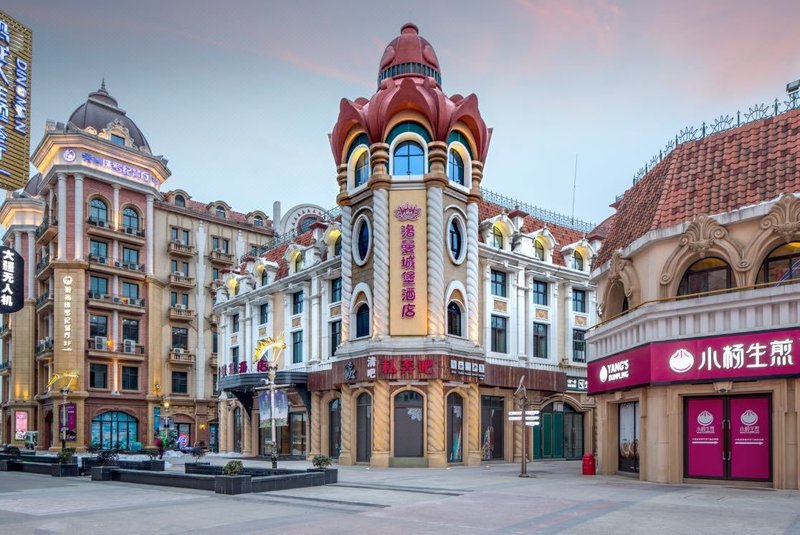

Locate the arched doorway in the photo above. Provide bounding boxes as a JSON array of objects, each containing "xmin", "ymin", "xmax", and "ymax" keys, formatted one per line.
[
  {"xmin": 356, "ymin": 393, "xmax": 371, "ymax": 463},
  {"xmin": 233, "ymin": 407, "xmax": 242, "ymax": 453},
  {"xmin": 43, "ymin": 411, "xmax": 52, "ymax": 449},
  {"xmin": 394, "ymin": 390, "xmax": 424, "ymax": 458},
  {"xmin": 328, "ymin": 398, "xmax": 341, "ymax": 458},
  {"xmin": 534, "ymin": 402, "xmax": 584, "ymax": 460},
  {"xmin": 91, "ymin": 411, "xmax": 138, "ymax": 450},
  {"xmin": 447, "ymin": 393, "xmax": 463, "ymax": 463}
]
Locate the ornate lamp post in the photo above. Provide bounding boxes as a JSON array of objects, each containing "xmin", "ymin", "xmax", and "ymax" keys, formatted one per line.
[
  {"xmin": 46, "ymin": 371, "xmax": 79, "ymax": 452},
  {"xmin": 254, "ymin": 336, "xmax": 288, "ymax": 469}
]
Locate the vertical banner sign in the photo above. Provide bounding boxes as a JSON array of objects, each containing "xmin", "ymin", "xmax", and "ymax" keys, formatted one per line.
[
  {"xmin": 58, "ymin": 402, "xmax": 77, "ymax": 441},
  {"xmin": 153, "ymin": 406, "xmax": 161, "ymax": 434},
  {"xmin": 0, "ymin": 245, "xmax": 23, "ymax": 313},
  {"xmin": 261, "ymin": 391, "xmax": 289, "ymax": 429},
  {"xmin": 389, "ymin": 190, "xmax": 428, "ymax": 336},
  {"xmin": 685, "ymin": 398, "xmax": 724, "ymax": 478},
  {"xmin": 730, "ymin": 396, "xmax": 770, "ymax": 480},
  {"xmin": 14, "ymin": 410, "xmax": 27, "ymax": 439},
  {"xmin": 258, "ymin": 392, "xmax": 269, "ymax": 428},
  {"xmin": 0, "ymin": 10, "xmax": 32, "ymax": 191}
]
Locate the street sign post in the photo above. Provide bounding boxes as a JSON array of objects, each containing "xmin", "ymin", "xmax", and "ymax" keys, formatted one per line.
[{"xmin": 510, "ymin": 378, "xmax": 540, "ymax": 478}]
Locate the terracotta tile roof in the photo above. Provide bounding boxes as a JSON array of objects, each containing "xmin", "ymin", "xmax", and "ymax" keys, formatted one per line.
[
  {"xmin": 260, "ymin": 230, "xmax": 316, "ymax": 280},
  {"xmin": 186, "ymin": 199, "xmax": 250, "ymax": 224},
  {"xmin": 588, "ymin": 214, "xmax": 615, "ymax": 241},
  {"xmin": 479, "ymin": 200, "xmax": 585, "ymax": 266},
  {"xmin": 596, "ymin": 108, "xmax": 800, "ymax": 267}
]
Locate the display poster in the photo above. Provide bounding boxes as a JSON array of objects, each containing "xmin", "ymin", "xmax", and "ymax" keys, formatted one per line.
[
  {"xmin": 685, "ymin": 397, "xmax": 724, "ymax": 478},
  {"xmin": 153, "ymin": 406, "xmax": 161, "ymax": 434},
  {"xmin": 618, "ymin": 402, "xmax": 639, "ymax": 473},
  {"xmin": 730, "ymin": 396, "xmax": 771, "ymax": 480},
  {"xmin": 58, "ymin": 402, "xmax": 77, "ymax": 441},
  {"xmin": 259, "ymin": 391, "xmax": 288, "ymax": 429},
  {"xmin": 14, "ymin": 410, "xmax": 27, "ymax": 440}
]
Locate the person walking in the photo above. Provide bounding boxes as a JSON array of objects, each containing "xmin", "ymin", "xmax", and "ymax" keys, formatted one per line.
[{"xmin": 154, "ymin": 434, "xmax": 164, "ymax": 460}]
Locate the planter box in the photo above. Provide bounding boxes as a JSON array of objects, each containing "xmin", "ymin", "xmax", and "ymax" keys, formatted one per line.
[
  {"xmin": 52, "ymin": 463, "xmax": 79, "ymax": 477},
  {"xmin": 91, "ymin": 466, "xmax": 117, "ymax": 481},
  {"xmin": 307, "ymin": 468, "xmax": 338, "ymax": 484},
  {"xmin": 0, "ymin": 460, "xmax": 21, "ymax": 471},
  {"xmin": 214, "ymin": 475, "xmax": 252, "ymax": 495},
  {"xmin": 145, "ymin": 460, "xmax": 166, "ymax": 471}
]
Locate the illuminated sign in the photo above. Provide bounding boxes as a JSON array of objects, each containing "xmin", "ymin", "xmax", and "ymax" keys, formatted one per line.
[
  {"xmin": 58, "ymin": 402, "xmax": 77, "ymax": 441},
  {"xmin": 389, "ymin": 190, "xmax": 428, "ymax": 336},
  {"xmin": 14, "ymin": 410, "xmax": 27, "ymax": 440},
  {"xmin": 0, "ymin": 10, "xmax": 32, "ymax": 191},
  {"xmin": 62, "ymin": 275, "xmax": 73, "ymax": 352},
  {"xmin": 0, "ymin": 245, "xmax": 23, "ymax": 313},
  {"xmin": 68, "ymin": 149, "xmax": 159, "ymax": 188}
]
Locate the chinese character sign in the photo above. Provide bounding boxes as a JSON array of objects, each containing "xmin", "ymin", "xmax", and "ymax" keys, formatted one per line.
[
  {"xmin": 0, "ymin": 245, "xmax": 23, "ymax": 313},
  {"xmin": 0, "ymin": 11, "xmax": 32, "ymax": 191},
  {"xmin": 389, "ymin": 190, "xmax": 428, "ymax": 336}
]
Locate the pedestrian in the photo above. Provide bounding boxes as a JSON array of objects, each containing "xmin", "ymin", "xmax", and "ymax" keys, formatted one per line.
[{"xmin": 154, "ymin": 434, "xmax": 164, "ymax": 460}]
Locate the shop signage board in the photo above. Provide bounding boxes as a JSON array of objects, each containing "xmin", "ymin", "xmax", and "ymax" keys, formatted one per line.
[
  {"xmin": 589, "ymin": 328, "xmax": 800, "ymax": 394},
  {"xmin": 58, "ymin": 402, "xmax": 77, "ymax": 441},
  {"xmin": 729, "ymin": 396, "xmax": 770, "ymax": 480},
  {"xmin": 0, "ymin": 10, "xmax": 32, "ymax": 191},
  {"xmin": 389, "ymin": 190, "xmax": 428, "ymax": 336},
  {"xmin": 0, "ymin": 246, "xmax": 24, "ymax": 313},
  {"xmin": 685, "ymin": 398, "xmax": 724, "ymax": 478},
  {"xmin": 14, "ymin": 410, "xmax": 27, "ymax": 439}
]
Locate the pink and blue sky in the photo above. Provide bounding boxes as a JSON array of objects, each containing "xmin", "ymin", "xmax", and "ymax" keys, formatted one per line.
[{"xmin": 6, "ymin": 0, "xmax": 800, "ymax": 225}]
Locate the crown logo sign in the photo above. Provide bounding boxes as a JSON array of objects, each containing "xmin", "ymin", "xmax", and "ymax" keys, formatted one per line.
[{"xmin": 393, "ymin": 203, "xmax": 422, "ymax": 221}]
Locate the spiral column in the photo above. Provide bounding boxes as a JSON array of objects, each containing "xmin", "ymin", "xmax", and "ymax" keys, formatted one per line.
[
  {"xmin": 467, "ymin": 382, "xmax": 482, "ymax": 465},
  {"xmin": 426, "ymin": 186, "xmax": 445, "ymax": 337},
  {"xmin": 426, "ymin": 379, "xmax": 446, "ymax": 467},
  {"xmin": 372, "ymin": 188, "xmax": 390, "ymax": 338},
  {"xmin": 340, "ymin": 206, "xmax": 352, "ymax": 342},
  {"xmin": 339, "ymin": 385, "xmax": 353, "ymax": 465},
  {"xmin": 513, "ymin": 417, "xmax": 523, "ymax": 463},
  {"xmin": 372, "ymin": 380, "xmax": 391, "ymax": 467},
  {"xmin": 309, "ymin": 392, "xmax": 322, "ymax": 459},
  {"xmin": 466, "ymin": 202, "xmax": 481, "ymax": 343}
]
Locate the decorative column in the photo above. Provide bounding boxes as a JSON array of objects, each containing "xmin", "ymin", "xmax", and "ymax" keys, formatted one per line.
[
  {"xmin": 467, "ymin": 382, "xmax": 482, "ymax": 465},
  {"xmin": 13, "ymin": 232, "xmax": 20, "ymax": 257},
  {"xmin": 309, "ymin": 391, "xmax": 322, "ymax": 459},
  {"xmin": 339, "ymin": 384, "xmax": 353, "ymax": 465},
  {"xmin": 482, "ymin": 266, "xmax": 492, "ymax": 350},
  {"xmin": 57, "ymin": 173, "xmax": 67, "ymax": 260},
  {"xmin": 426, "ymin": 379, "xmax": 446, "ymax": 467},
  {"xmin": 563, "ymin": 283, "xmax": 573, "ymax": 363},
  {"xmin": 466, "ymin": 202, "xmax": 480, "ymax": 343},
  {"xmin": 309, "ymin": 277, "xmax": 320, "ymax": 363},
  {"xmin": 112, "ymin": 184, "xmax": 120, "ymax": 230},
  {"xmin": 372, "ymin": 187, "xmax": 389, "ymax": 338},
  {"xmin": 73, "ymin": 174, "xmax": 84, "ymax": 260},
  {"xmin": 513, "ymin": 416, "xmax": 523, "ymax": 462},
  {"xmin": 195, "ymin": 224, "xmax": 207, "ymax": 398},
  {"xmin": 371, "ymin": 380, "xmax": 390, "ymax": 467},
  {"xmin": 516, "ymin": 270, "xmax": 526, "ymax": 359},
  {"xmin": 340, "ymin": 206, "xmax": 352, "ymax": 342},
  {"xmin": 26, "ymin": 231, "xmax": 34, "ymax": 298},
  {"xmin": 146, "ymin": 194, "xmax": 154, "ymax": 276},
  {"xmin": 425, "ymin": 141, "xmax": 447, "ymax": 338}
]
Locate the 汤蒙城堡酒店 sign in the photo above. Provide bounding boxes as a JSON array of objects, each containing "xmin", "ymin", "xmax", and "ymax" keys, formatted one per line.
[
  {"xmin": 589, "ymin": 327, "xmax": 800, "ymax": 394},
  {"xmin": 0, "ymin": 11, "xmax": 32, "ymax": 191}
]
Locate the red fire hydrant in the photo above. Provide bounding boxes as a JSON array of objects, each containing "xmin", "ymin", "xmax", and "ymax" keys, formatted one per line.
[{"xmin": 582, "ymin": 453, "xmax": 596, "ymax": 475}]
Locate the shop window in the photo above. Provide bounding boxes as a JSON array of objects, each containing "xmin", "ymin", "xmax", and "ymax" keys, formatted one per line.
[
  {"xmin": 328, "ymin": 399, "xmax": 341, "ymax": 457},
  {"xmin": 172, "ymin": 371, "xmax": 188, "ymax": 394},
  {"xmin": 355, "ymin": 303, "xmax": 370, "ymax": 338},
  {"xmin": 491, "ymin": 315, "xmax": 507, "ymax": 353},
  {"xmin": 394, "ymin": 390, "xmax": 424, "ymax": 457},
  {"xmin": 356, "ymin": 393, "xmax": 372, "ymax": 462},
  {"xmin": 481, "ymin": 396, "xmax": 505, "ymax": 460},
  {"xmin": 89, "ymin": 363, "xmax": 108, "ymax": 389},
  {"xmin": 573, "ymin": 289, "xmax": 586, "ymax": 313},
  {"xmin": 447, "ymin": 393, "xmax": 463, "ymax": 463},
  {"xmin": 533, "ymin": 322, "xmax": 548, "ymax": 358},
  {"xmin": 756, "ymin": 242, "xmax": 800, "ymax": 285},
  {"xmin": 447, "ymin": 302, "xmax": 462, "ymax": 336},
  {"xmin": 677, "ymin": 257, "xmax": 733, "ymax": 296},
  {"xmin": 91, "ymin": 411, "xmax": 138, "ymax": 450},
  {"xmin": 490, "ymin": 269, "xmax": 507, "ymax": 297},
  {"xmin": 292, "ymin": 331, "xmax": 303, "ymax": 363},
  {"xmin": 393, "ymin": 140, "xmax": 424, "ymax": 175},
  {"xmin": 533, "ymin": 280, "xmax": 548, "ymax": 306}
]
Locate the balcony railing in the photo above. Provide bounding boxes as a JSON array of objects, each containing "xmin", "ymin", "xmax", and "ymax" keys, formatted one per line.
[
  {"xmin": 88, "ymin": 255, "xmax": 145, "ymax": 273},
  {"xmin": 87, "ymin": 338, "xmax": 145, "ymax": 355},
  {"xmin": 35, "ymin": 338, "xmax": 54, "ymax": 354},
  {"xmin": 35, "ymin": 217, "xmax": 57, "ymax": 239},
  {"xmin": 168, "ymin": 240, "xmax": 196, "ymax": 256},
  {"xmin": 35, "ymin": 255, "xmax": 51, "ymax": 273},
  {"xmin": 209, "ymin": 249, "xmax": 236, "ymax": 264},
  {"xmin": 169, "ymin": 306, "xmax": 196, "ymax": 321},
  {"xmin": 35, "ymin": 291, "xmax": 51, "ymax": 307},
  {"xmin": 87, "ymin": 217, "xmax": 111, "ymax": 229},
  {"xmin": 120, "ymin": 225, "xmax": 146, "ymax": 238},
  {"xmin": 168, "ymin": 273, "xmax": 196, "ymax": 287},
  {"xmin": 87, "ymin": 292, "xmax": 146, "ymax": 307},
  {"xmin": 0, "ymin": 360, "xmax": 10, "ymax": 372},
  {"xmin": 169, "ymin": 349, "xmax": 196, "ymax": 364}
]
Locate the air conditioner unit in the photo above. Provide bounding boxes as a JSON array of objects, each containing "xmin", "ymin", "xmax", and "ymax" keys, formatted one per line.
[
  {"xmin": 98, "ymin": 257, "xmax": 108, "ymax": 265},
  {"xmin": 559, "ymin": 357, "xmax": 570, "ymax": 366},
  {"xmin": 175, "ymin": 304, "xmax": 187, "ymax": 310},
  {"xmin": 123, "ymin": 339, "xmax": 136, "ymax": 353},
  {"xmin": 125, "ymin": 227, "xmax": 135, "ymax": 235},
  {"xmin": 112, "ymin": 297, "xmax": 121, "ymax": 304},
  {"xmin": 94, "ymin": 336, "xmax": 107, "ymax": 350},
  {"xmin": 173, "ymin": 271, "xmax": 183, "ymax": 278},
  {"xmin": 174, "ymin": 347, "xmax": 185, "ymax": 355}
]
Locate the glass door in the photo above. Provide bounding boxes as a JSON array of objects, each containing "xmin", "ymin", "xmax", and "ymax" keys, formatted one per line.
[{"xmin": 618, "ymin": 402, "xmax": 639, "ymax": 473}]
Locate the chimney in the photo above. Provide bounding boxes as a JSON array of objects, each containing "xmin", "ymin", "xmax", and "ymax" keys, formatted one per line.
[{"xmin": 272, "ymin": 201, "xmax": 281, "ymax": 233}]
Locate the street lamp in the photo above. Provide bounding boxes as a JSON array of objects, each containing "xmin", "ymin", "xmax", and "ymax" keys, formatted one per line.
[
  {"xmin": 59, "ymin": 387, "xmax": 70, "ymax": 451},
  {"xmin": 254, "ymin": 336, "xmax": 288, "ymax": 469}
]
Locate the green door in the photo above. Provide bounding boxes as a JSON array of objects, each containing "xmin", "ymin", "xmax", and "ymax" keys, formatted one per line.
[{"xmin": 535, "ymin": 411, "xmax": 564, "ymax": 459}]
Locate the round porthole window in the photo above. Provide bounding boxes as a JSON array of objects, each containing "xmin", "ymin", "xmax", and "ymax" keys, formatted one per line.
[
  {"xmin": 353, "ymin": 215, "xmax": 372, "ymax": 266},
  {"xmin": 447, "ymin": 214, "xmax": 466, "ymax": 264}
]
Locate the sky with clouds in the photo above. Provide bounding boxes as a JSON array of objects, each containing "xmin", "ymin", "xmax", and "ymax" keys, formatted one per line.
[{"xmin": 5, "ymin": 0, "xmax": 800, "ymax": 226}]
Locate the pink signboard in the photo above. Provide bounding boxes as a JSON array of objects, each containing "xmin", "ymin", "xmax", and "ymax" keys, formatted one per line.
[
  {"xmin": 730, "ymin": 396, "xmax": 770, "ymax": 480},
  {"xmin": 685, "ymin": 398, "xmax": 724, "ymax": 478},
  {"xmin": 589, "ymin": 328, "xmax": 800, "ymax": 394}
]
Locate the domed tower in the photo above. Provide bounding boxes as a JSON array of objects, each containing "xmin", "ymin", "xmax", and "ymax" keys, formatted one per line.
[{"xmin": 328, "ymin": 24, "xmax": 492, "ymax": 467}]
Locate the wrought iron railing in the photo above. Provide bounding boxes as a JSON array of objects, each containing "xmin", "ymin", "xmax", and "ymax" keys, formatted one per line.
[
  {"xmin": 617, "ymin": 93, "xmax": 800, "ymax": 202},
  {"xmin": 242, "ymin": 205, "xmax": 342, "ymax": 262},
  {"xmin": 480, "ymin": 188, "xmax": 595, "ymax": 233}
]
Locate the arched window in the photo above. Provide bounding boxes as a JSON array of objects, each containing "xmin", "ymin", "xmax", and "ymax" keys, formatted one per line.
[
  {"xmin": 534, "ymin": 240, "xmax": 545, "ymax": 261},
  {"xmin": 89, "ymin": 198, "xmax": 108, "ymax": 225},
  {"xmin": 447, "ymin": 302, "xmax": 462, "ymax": 337},
  {"xmin": 261, "ymin": 270, "xmax": 268, "ymax": 286},
  {"xmin": 572, "ymin": 251, "xmax": 584, "ymax": 271},
  {"xmin": 216, "ymin": 206, "xmax": 226, "ymax": 218},
  {"xmin": 355, "ymin": 303, "xmax": 370, "ymax": 338},
  {"xmin": 328, "ymin": 398, "xmax": 341, "ymax": 458},
  {"xmin": 678, "ymin": 257, "xmax": 733, "ymax": 296},
  {"xmin": 253, "ymin": 215, "xmax": 264, "ymax": 227},
  {"xmin": 174, "ymin": 195, "xmax": 185, "ymax": 207},
  {"xmin": 393, "ymin": 141, "xmax": 424, "ymax": 175},
  {"xmin": 756, "ymin": 242, "xmax": 800, "ymax": 285},
  {"xmin": 491, "ymin": 225, "xmax": 504, "ymax": 249},
  {"xmin": 448, "ymin": 150, "xmax": 464, "ymax": 185},
  {"xmin": 448, "ymin": 218, "xmax": 463, "ymax": 261},
  {"xmin": 294, "ymin": 254, "xmax": 303, "ymax": 272},
  {"xmin": 354, "ymin": 152, "xmax": 369, "ymax": 187},
  {"xmin": 122, "ymin": 207, "xmax": 139, "ymax": 230},
  {"xmin": 90, "ymin": 411, "xmax": 138, "ymax": 450},
  {"xmin": 334, "ymin": 235, "xmax": 342, "ymax": 257}
]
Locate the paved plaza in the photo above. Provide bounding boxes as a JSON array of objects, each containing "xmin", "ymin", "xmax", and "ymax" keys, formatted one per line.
[{"xmin": 0, "ymin": 457, "xmax": 799, "ymax": 534}]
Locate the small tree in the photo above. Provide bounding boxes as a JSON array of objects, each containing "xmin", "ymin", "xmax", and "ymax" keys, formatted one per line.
[
  {"xmin": 57, "ymin": 447, "xmax": 76, "ymax": 464},
  {"xmin": 223, "ymin": 460, "xmax": 243, "ymax": 475},
  {"xmin": 143, "ymin": 448, "xmax": 159, "ymax": 461},
  {"xmin": 312, "ymin": 454, "xmax": 333, "ymax": 469},
  {"xmin": 191, "ymin": 443, "xmax": 206, "ymax": 464},
  {"xmin": 97, "ymin": 449, "xmax": 119, "ymax": 466}
]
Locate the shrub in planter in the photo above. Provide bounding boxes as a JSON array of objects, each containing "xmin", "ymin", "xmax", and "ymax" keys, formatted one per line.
[
  {"xmin": 191, "ymin": 444, "xmax": 206, "ymax": 464},
  {"xmin": 223, "ymin": 460, "xmax": 243, "ymax": 475},
  {"xmin": 57, "ymin": 447, "xmax": 76, "ymax": 464},
  {"xmin": 97, "ymin": 449, "xmax": 119, "ymax": 466},
  {"xmin": 312, "ymin": 454, "xmax": 333, "ymax": 469},
  {"xmin": 143, "ymin": 448, "xmax": 159, "ymax": 461}
]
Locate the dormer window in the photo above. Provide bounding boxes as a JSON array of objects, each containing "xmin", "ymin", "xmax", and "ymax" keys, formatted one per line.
[
  {"xmin": 534, "ymin": 240, "xmax": 545, "ymax": 261},
  {"xmin": 294, "ymin": 254, "xmax": 304, "ymax": 272},
  {"xmin": 253, "ymin": 215, "xmax": 264, "ymax": 227},
  {"xmin": 354, "ymin": 152, "xmax": 369, "ymax": 187},
  {"xmin": 216, "ymin": 206, "xmax": 226, "ymax": 219},
  {"xmin": 572, "ymin": 251, "xmax": 584, "ymax": 271},
  {"xmin": 174, "ymin": 195, "xmax": 185, "ymax": 207},
  {"xmin": 334, "ymin": 235, "xmax": 342, "ymax": 257},
  {"xmin": 491, "ymin": 225, "xmax": 504, "ymax": 249},
  {"xmin": 110, "ymin": 134, "xmax": 125, "ymax": 146}
]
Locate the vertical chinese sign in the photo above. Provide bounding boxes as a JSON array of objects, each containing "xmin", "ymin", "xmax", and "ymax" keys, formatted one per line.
[
  {"xmin": 389, "ymin": 190, "xmax": 428, "ymax": 336},
  {"xmin": 58, "ymin": 402, "xmax": 77, "ymax": 441},
  {"xmin": 0, "ymin": 245, "xmax": 24, "ymax": 313},
  {"xmin": 0, "ymin": 10, "xmax": 32, "ymax": 191}
]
